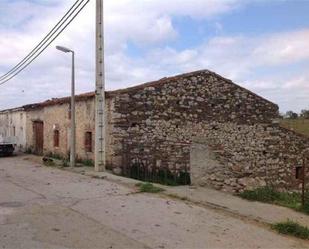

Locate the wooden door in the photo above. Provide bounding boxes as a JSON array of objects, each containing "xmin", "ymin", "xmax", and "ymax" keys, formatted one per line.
[{"xmin": 33, "ymin": 121, "xmax": 44, "ymax": 155}]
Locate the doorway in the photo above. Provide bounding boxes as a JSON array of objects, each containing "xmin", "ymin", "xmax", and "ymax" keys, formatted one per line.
[{"xmin": 33, "ymin": 121, "xmax": 44, "ymax": 155}]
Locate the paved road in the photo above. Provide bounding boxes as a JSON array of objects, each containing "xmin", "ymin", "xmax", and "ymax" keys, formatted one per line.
[{"xmin": 0, "ymin": 155, "xmax": 307, "ymax": 249}]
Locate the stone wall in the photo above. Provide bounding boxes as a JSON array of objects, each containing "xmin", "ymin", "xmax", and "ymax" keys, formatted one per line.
[
  {"xmin": 189, "ymin": 122, "xmax": 309, "ymax": 192},
  {"xmin": 107, "ymin": 70, "xmax": 304, "ymax": 190},
  {"xmin": 1, "ymin": 69, "xmax": 307, "ymax": 192}
]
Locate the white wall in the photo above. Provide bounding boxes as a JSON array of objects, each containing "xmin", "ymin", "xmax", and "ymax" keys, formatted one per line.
[{"xmin": 0, "ymin": 109, "xmax": 27, "ymax": 151}]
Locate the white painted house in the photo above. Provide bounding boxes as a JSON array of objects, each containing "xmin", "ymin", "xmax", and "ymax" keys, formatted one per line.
[{"xmin": 0, "ymin": 107, "xmax": 27, "ymax": 151}]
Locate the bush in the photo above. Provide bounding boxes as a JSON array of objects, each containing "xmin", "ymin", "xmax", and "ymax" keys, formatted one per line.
[
  {"xmin": 76, "ymin": 158, "xmax": 94, "ymax": 167},
  {"xmin": 62, "ymin": 159, "xmax": 69, "ymax": 167},
  {"xmin": 272, "ymin": 221, "xmax": 309, "ymax": 240},
  {"xmin": 239, "ymin": 187, "xmax": 281, "ymax": 203},
  {"xmin": 239, "ymin": 187, "xmax": 309, "ymax": 214},
  {"xmin": 136, "ymin": 182, "xmax": 165, "ymax": 193}
]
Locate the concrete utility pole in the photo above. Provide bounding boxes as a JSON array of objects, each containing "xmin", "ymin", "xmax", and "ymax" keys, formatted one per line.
[{"xmin": 95, "ymin": 0, "xmax": 106, "ymax": 171}]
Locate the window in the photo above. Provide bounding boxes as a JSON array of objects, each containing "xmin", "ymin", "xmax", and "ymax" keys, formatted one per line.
[
  {"xmin": 68, "ymin": 104, "xmax": 71, "ymax": 120},
  {"xmin": 54, "ymin": 130, "xmax": 60, "ymax": 147},
  {"xmin": 296, "ymin": 166, "xmax": 303, "ymax": 180},
  {"xmin": 12, "ymin": 126, "xmax": 16, "ymax": 136},
  {"xmin": 85, "ymin": 132, "xmax": 92, "ymax": 152}
]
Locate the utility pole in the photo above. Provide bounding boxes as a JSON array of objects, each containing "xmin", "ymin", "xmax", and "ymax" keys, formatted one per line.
[
  {"xmin": 95, "ymin": 0, "xmax": 105, "ymax": 172},
  {"xmin": 302, "ymin": 149, "xmax": 309, "ymax": 209}
]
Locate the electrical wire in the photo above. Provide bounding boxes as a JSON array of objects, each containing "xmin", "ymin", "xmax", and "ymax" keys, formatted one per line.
[
  {"xmin": 0, "ymin": 0, "xmax": 90, "ymax": 85},
  {"xmin": 0, "ymin": 0, "xmax": 86, "ymax": 81}
]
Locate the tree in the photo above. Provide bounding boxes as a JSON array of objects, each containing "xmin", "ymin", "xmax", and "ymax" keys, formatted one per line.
[
  {"xmin": 285, "ymin": 110, "xmax": 298, "ymax": 119},
  {"xmin": 300, "ymin": 109, "xmax": 309, "ymax": 119}
]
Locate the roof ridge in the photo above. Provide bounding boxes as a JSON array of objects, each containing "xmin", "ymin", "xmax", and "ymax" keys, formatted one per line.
[{"xmin": 0, "ymin": 69, "xmax": 278, "ymax": 111}]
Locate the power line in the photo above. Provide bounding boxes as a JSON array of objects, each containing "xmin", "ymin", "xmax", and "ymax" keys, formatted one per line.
[
  {"xmin": 0, "ymin": 0, "xmax": 85, "ymax": 81},
  {"xmin": 0, "ymin": 0, "xmax": 90, "ymax": 86}
]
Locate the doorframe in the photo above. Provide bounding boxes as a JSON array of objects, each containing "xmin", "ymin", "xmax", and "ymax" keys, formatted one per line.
[{"xmin": 32, "ymin": 120, "xmax": 44, "ymax": 155}]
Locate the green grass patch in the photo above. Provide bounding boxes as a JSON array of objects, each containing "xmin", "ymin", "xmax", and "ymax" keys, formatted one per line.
[
  {"xmin": 272, "ymin": 221, "xmax": 309, "ymax": 240},
  {"xmin": 239, "ymin": 187, "xmax": 309, "ymax": 214},
  {"xmin": 61, "ymin": 159, "xmax": 69, "ymax": 167},
  {"xmin": 45, "ymin": 152, "xmax": 63, "ymax": 160},
  {"xmin": 76, "ymin": 159, "xmax": 94, "ymax": 167},
  {"xmin": 136, "ymin": 182, "xmax": 165, "ymax": 193},
  {"xmin": 280, "ymin": 118, "xmax": 309, "ymax": 136},
  {"xmin": 43, "ymin": 159, "xmax": 56, "ymax": 167}
]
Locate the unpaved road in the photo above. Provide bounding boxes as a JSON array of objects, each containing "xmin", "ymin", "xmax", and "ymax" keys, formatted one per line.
[{"xmin": 0, "ymin": 155, "xmax": 307, "ymax": 249}]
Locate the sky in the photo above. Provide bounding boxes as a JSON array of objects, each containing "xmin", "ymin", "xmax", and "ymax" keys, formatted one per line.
[{"xmin": 0, "ymin": 0, "xmax": 308, "ymax": 113}]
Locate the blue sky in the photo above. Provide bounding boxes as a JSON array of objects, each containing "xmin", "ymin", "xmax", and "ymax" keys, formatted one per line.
[{"xmin": 0, "ymin": 0, "xmax": 308, "ymax": 113}]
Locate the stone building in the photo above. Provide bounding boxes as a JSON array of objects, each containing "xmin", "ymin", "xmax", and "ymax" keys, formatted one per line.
[{"xmin": 1, "ymin": 70, "xmax": 308, "ymax": 192}]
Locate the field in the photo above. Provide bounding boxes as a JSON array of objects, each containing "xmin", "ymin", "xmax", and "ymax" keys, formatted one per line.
[{"xmin": 280, "ymin": 119, "xmax": 309, "ymax": 136}]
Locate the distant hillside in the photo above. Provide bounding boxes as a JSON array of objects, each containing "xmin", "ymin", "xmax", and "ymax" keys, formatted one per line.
[{"xmin": 280, "ymin": 119, "xmax": 309, "ymax": 136}]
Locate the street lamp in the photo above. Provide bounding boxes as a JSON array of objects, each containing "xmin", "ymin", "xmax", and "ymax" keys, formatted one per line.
[{"xmin": 56, "ymin": 45, "xmax": 76, "ymax": 168}]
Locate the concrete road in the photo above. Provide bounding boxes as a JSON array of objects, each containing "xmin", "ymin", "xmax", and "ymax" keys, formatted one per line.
[{"xmin": 0, "ymin": 155, "xmax": 307, "ymax": 249}]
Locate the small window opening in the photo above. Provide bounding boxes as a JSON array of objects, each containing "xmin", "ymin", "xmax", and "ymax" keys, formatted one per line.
[
  {"xmin": 54, "ymin": 130, "xmax": 60, "ymax": 147},
  {"xmin": 296, "ymin": 166, "xmax": 303, "ymax": 180},
  {"xmin": 85, "ymin": 132, "xmax": 92, "ymax": 152}
]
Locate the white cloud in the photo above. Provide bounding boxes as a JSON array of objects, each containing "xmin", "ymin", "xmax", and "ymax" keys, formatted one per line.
[
  {"xmin": 0, "ymin": 0, "xmax": 308, "ymax": 113},
  {"xmin": 0, "ymin": 0, "xmax": 242, "ymax": 107}
]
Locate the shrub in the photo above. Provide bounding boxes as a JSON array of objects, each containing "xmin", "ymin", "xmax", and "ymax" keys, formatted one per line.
[
  {"xmin": 272, "ymin": 221, "xmax": 309, "ymax": 240},
  {"xmin": 239, "ymin": 187, "xmax": 309, "ymax": 215},
  {"xmin": 76, "ymin": 159, "xmax": 94, "ymax": 167},
  {"xmin": 239, "ymin": 187, "xmax": 281, "ymax": 203},
  {"xmin": 136, "ymin": 182, "xmax": 165, "ymax": 193}
]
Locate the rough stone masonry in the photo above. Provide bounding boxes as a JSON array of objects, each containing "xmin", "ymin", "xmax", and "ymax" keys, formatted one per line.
[
  {"xmin": 108, "ymin": 70, "xmax": 308, "ymax": 192},
  {"xmin": 1, "ymin": 69, "xmax": 308, "ymax": 192}
]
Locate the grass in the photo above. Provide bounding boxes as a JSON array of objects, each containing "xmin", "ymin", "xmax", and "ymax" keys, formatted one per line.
[
  {"xmin": 46, "ymin": 152, "xmax": 63, "ymax": 161},
  {"xmin": 61, "ymin": 159, "xmax": 69, "ymax": 167},
  {"xmin": 76, "ymin": 159, "xmax": 94, "ymax": 167},
  {"xmin": 272, "ymin": 221, "xmax": 309, "ymax": 240},
  {"xmin": 239, "ymin": 187, "xmax": 309, "ymax": 214},
  {"xmin": 43, "ymin": 159, "xmax": 56, "ymax": 167},
  {"xmin": 280, "ymin": 118, "xmax": 309, "ymax": 136},
  {"xmin": 136, "ymin": 182, "xmax": 165, "ymax": 193}
]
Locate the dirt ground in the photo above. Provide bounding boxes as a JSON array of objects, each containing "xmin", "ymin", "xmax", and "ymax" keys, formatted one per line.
[{"xmin": 0, "ymin": 155, "xmax": 308, "ymax": 249}]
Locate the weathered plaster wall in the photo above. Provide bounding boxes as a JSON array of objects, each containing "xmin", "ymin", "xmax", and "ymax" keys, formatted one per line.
[
  {"xmin": 25, "ymin": 108, "xmax": 44, "ymax": 152},
  {"xmin": 0, "ymin": 112, "xmax": 9, "ymax": 139},
  {"xmin": 25, "ymin": 96, "xmax": 113, "ymax": 164},
  {"xmin": 0, "ymin": 109, "xmax": 27, "ymax": 151}
]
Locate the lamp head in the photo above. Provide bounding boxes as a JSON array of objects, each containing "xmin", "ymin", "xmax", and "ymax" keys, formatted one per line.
[{"xmin": 56, "ymin": 46, "xmax": 72, "ymax": 53}]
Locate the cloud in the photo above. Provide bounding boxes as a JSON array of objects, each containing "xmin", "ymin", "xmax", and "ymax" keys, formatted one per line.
[
  {"xmin": 0, "ymin": 0, "xmax": 308, "ymax": 113},
  {"xmin": 0, "ymin": 0, "xmax": 243, "ymax": 107}
]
